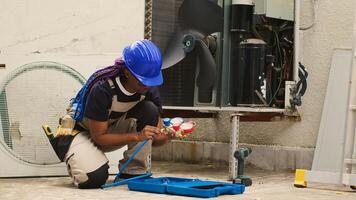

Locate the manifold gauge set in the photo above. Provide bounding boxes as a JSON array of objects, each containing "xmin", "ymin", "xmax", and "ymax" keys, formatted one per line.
[{"xmin": 161, "ymin": 117, "xmax": 196, "ymax": 138}]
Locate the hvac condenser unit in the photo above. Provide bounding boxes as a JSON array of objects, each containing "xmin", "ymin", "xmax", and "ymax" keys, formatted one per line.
[
  {"xmin": 147, "ymin": 0, "xmax": 304, "ymax": 112},
  {"xmin": 0, "ymin": 55, "xmax": 125, "ymax": 177}
]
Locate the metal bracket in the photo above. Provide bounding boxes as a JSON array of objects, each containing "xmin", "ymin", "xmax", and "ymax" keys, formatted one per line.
[{"xmin": 229, "ymin": 112, "xmax": 244, "ymax": 180}]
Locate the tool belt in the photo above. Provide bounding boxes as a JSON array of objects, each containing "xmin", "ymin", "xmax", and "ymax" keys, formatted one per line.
[
  {"xmin": 42, "ymin": 116, "xmax": 81, "ymax": 139},
  {"xmin": 56, "ymin": 114, "xmax": 81, "ymax": 137},
  {"xmin": 42, "ymin": 115, "xmax": 87, "ymax": 162}
]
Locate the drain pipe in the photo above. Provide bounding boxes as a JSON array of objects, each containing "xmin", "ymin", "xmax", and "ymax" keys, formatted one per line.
[{"xmin": 293, "ymin": 0, "xmax": 300, "ymax": 82}]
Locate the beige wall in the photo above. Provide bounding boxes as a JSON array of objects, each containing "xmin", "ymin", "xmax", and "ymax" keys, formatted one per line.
[
  {"xmin": 242, "ymin": 0, "xmax": 355, "ymax": 147},
  {"xmin": 1, "ymin": 0, "xmax": 355, "ymax": 150},
  {"xmin": 191, "ymin": 0, "xmax": 356, "ymax": 148}
]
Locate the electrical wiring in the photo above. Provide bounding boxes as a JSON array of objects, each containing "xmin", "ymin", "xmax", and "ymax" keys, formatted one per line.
[
  {"xmin": 268, "ymin": 29, "xmax": 285, "ymax": 105},
  {"xmin": 252, "ymin": 14, "xmax": 295, "ymax": 106}
]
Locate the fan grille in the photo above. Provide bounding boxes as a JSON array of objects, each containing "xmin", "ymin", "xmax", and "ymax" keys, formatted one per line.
[
  {"xmin": 0, "ymin": 62, "xmax": 85, "ymax": 165},
  {"xmin": 151, "ymin": 0, "xmax": 197, "ymax": 106}
]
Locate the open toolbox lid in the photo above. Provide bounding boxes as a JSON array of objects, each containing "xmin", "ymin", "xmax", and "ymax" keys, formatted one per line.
[{"xmin": 127, "ymin": 177, "xmax": 245, "ymax": 198}]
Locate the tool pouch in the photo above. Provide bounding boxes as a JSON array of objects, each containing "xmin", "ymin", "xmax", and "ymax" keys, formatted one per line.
[{"xmin": 47, "ymin": 103, "xmax": 83, "ymax": 161}]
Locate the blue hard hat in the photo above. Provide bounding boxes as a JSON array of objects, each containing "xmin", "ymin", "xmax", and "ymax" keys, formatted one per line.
[{"xmin": 123, "ymin": 39, "xmax": 163, "ymax": 86}]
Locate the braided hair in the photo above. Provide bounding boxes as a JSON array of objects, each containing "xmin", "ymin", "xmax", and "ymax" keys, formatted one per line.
[{"xmin": 71, "ymin": 58, "xmax": 125, "ymax": 121}]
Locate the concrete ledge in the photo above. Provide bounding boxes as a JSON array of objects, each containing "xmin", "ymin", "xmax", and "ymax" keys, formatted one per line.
[{"xmin": 152, "ymin": 140, "xmax": 314, "ymax": 171}]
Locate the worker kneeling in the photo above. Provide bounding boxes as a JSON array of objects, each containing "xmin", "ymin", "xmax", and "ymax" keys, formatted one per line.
[{"xmin": 48, "ymin": 39, "xmax": 172, "ymax": 189}]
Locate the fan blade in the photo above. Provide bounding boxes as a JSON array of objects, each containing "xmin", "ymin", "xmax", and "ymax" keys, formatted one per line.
[
  {"xmin": 195, "ymin": 40, "xmax": 217, "ymax": 89},
  {"xmin": 178, "ymin": 0, "xmax": 223, "ymax": 35},
  {"xmin": 162, "ymin": 29, "xmax": 186, "ymax": 69}
]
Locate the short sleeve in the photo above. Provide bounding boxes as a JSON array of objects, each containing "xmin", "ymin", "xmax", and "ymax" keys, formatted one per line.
[
  {"xmin": 84, "ymin": 81, "xmax": 112, "ymax": 121},
  {"xmin": 145, "ymin": 87, "xmax": 163, "ymax": 114}
]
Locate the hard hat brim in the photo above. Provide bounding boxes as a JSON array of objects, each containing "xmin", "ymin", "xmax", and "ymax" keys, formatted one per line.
[{"xmin": 127, "ymin": 67, "xmax": 163, "ymax": 87}]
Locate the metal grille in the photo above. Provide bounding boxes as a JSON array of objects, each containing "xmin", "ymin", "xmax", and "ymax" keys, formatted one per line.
[
  {"xmin": 0, "ymin": 62, "xmax": 85, "ymax": 165},
  {"xmin": 149, "ymin": 0, "xmax": 196, "ymax": 106}
]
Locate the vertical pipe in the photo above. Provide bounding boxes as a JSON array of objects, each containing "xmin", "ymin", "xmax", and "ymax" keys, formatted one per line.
[
  {"xmin": 143, "ymin": 0, "xmax": 153, "ymax": 172},
  {"xmin": 229, "ymin": 114, "xmax": 238, "ymax": 179},
  {"xmin": 144, "ymin": 0, "xmax": 153, "ymax": 40},
  {"xmin": 293, "ymin": 0, "xmax": 300, "ymax": 82},
  {"xmin": 236, "ymin": 115, "xmax": 240, "ymax": 176},
  {"xmin": 221, "ymin": 0, "xmax": 232, "ymax": 106}
]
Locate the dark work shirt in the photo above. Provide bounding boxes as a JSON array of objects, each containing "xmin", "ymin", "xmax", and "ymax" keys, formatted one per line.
[
  {"xmin": 84, "ymin": 77, "xmax": 162, "ymax": 122},
  {"xmin": 52, "ymin": 76, "xmax": 162, "ymax": 161}
]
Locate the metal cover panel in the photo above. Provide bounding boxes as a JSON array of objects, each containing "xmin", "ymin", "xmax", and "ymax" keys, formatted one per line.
[
  {"xmin": 266, "ymin": 0, "xmax": 294, "ymax": 21},
  {"xmin": 310, "ymin": 49, "xmax": 352, "ymax": 184}
]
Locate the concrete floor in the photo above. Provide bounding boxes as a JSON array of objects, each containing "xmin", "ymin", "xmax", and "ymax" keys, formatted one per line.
[{"xmin": 0, "ymin": 161, "xmax": 355, "ymax": 200}]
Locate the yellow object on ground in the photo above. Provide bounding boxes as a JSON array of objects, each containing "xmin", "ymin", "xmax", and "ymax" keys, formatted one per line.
[{"xmin": 294, "ymin": 169, "xmax": 307, "ymax": 188}]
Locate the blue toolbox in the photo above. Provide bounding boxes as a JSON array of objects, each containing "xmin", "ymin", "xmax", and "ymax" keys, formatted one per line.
[{"xmin": 127, "ymin": 177, "xmax": 245, "ymax": 198}]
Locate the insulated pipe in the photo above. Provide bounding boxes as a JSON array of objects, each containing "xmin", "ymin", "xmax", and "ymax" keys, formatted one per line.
[
  {"xmin": 231, "ymin": 0, "xmax": 254, "ymax": 33},
  {"xmin": 230, "ymin": 0, "xmax": 255, "ymax": 105}
]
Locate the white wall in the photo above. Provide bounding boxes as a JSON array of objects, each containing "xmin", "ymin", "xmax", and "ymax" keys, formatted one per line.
[
  {"xmin": 0, "ymin": 0, "xmax": 145, "ymax": 163},
  {"xmin": 0, "ymin": 0, "xmax": 144, "ymax": 55},
  {"xmin": 0, "ymin": 0, "xmax": 145, "ymax": 79}
]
